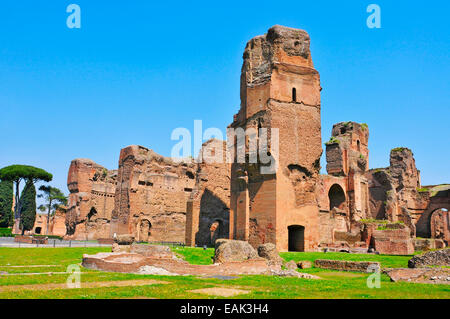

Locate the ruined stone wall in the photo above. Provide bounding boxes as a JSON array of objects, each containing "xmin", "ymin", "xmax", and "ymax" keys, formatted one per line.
[
  {"xmin": 64, "ymin": 25, "xmax": 448, "ymax": 251},
  {"xmin": 49, "ymin": 208, "xmax": 67, "ymax": 237},
  {"xmin": 229, "ymin": 25, "xmax": 322, "ymax": 252},
  {"xmin": 366, "ymin": 148, "xmax": 424, "ymax": 235},
  {"xmin": 185, "ymin": 139, "xmax": 231, "ymax": 247},
  {"xmin": 324, "ymin": 122, "xmax": 370, "ymax": 223},
  {"xmin": 415, "ymin": 186, "xmax": 450, "ymax": 241},
  {"xmin": 316, "ymin": 175, "xmax": 350, "ymax": 245},
  {"xmin": 28, "ymin": 214, "xmax": 47, "ymax": 235},
  {"xmin": 110, "ymin": 145, "xmax": 197, "ymax": 243},
  {"xmin": 29, "ymin": 207, "xmax": 67, "ymax": 237},
  {"xmin": 65, "ymin": 159, "xmax": 117, "ymax": 240},
  {"xmin": 366, "ymin": 148, "xmax": 450, "ymax": 245},
  {"xmin": 326, "ymin": 122, "xmax": 369, "ymax": 175},
  {"xmin": 315, "ymin": 122, "xmax": 371, "ymax": 248},
  {"xmin": 67, "ymin": 144, "xmax": 231, "ymax": 244}
]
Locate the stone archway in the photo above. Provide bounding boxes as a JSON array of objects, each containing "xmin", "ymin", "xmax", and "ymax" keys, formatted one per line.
[
  {"xmin": 288, "ymin": 225, "xmax": 305, "ymax": 252},
  {"xmin": 416, "ymin": 197, "xmax": 450, "ymax": 238},
  {"xmin": 328, "ymin": 184, "xmax": 346, "ymax": 211},
  {"xmin": 137, "ymin": 219, "xmax": 151, "ymax": 242}
]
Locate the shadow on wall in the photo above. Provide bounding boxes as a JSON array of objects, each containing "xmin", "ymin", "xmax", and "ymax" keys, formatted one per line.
[{"xmin": 195, "ymin": 189, "xmax": 229, "ymax": 247}]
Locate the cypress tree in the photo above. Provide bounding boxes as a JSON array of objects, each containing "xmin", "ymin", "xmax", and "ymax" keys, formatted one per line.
[
  {"xmin": 19, "ymin": 180, "xmax": 36, "ymax": 235},
  {"xmin": 0, "ymin": 180, "xmax": 13, "ymax": 227}
]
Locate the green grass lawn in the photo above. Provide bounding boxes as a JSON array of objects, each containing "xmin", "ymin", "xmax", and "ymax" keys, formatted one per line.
[
  {"xmin": 0, "ymin": 247, "xmax": 448, "ymax": 299},
  {"xmin": 280, "ymin": 251, "xmax": 412, "ymax": 268}
]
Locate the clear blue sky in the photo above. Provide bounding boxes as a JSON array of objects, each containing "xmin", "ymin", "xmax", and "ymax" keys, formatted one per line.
[{"xmin": 0, "ymin": 1, "xmax": 449, "ymax": 199}]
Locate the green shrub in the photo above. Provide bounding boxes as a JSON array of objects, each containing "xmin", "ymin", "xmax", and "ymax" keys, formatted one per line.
[
  {"xmin": 325, "ymin": 136, "xmax": 340, "ymax": 146},
  {"xmin": 0, "ymin": 227, "xmax": 13, "ymax": 237}
]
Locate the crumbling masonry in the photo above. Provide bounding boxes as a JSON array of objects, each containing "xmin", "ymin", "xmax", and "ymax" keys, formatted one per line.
[{"xmin": 64, "ymin": 25, "xmax": 449, "ymax": 253}]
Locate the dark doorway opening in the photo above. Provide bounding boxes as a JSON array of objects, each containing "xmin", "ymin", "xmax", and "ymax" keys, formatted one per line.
[
  {"xmin": 35, "ymin": 227, "xmax": 42, "ymax": 234},
  {"xmin": 288, "ymin": 225, "xmax": 305, "ymax": 252},
  {"xmin": 328, "ymin": 184, "xmax": 346, "ymax": 211}
]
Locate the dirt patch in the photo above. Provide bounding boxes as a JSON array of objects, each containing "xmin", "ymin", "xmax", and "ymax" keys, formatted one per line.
[
  {"xmin": 0, "ymin": 279, "xmax": 169, "ymax": 292},
  {"xmin": 189, "ymin": 287, "xmax": 251, "ymax": 297}
]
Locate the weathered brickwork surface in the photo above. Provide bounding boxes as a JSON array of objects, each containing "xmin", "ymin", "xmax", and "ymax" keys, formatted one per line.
[
  {"xmin": 62, "ymin": 25, "xmax": 448, "ymax": 253},
  {"xmin": 372, "ymin": 228, "xmax": 414, "ymax": 255},
  {"xmin": 65, "ymin": 159, "xmax": 117, "ymax": 240},
  {"xmin": 109, "ymin": 145, "xmax": 197, "ymax": 243},
  {"xmin": 186, "ymin": 139, "xmax": 231, "ymax": 246},
  {"xmin": 66, "ymin": 142, "xmax": 230, "ymax": 244},
  {"xmin": 229, "ymin": 25, "xmax": 322, "ymax": 252}
]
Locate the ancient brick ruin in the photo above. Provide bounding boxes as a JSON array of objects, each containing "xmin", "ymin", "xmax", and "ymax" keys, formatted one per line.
[
  {"xmin": 185, "ymin": 139, "xmax": 231, "ymax": 247},
  {"xmin": 65, "ymin": 141, "xmax": 231, "ymax": 245},
  {"xmin": 226, "ymin": 25, "xmax": 448, "ymax": 254},
  {"xmin": 65, "ymin": 158, "xmax": 117, "ymax": 240},
  {"xmin": 61, "ymin": 25, "xmax": 448, "ymax": 254}
]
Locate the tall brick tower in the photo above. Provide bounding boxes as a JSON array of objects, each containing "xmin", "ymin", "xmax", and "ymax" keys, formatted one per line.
[{"xmin": 229, "ymin": 25, "xmax": 322, "ymax": 252}]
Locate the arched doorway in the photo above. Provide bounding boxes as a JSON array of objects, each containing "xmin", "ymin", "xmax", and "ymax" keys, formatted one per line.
[
  {"xmin": 288, "ymin": 225, "xmax": 305, "ymax": 252},
  {"xmin": 328, "ymin": 184, "xmax": 346, "ymax": 211},
  {"xmin": 87, "ymin": 207, "xmax": 97, "ymax": 222},
  {"xmin": 137, "ymin": 219, "xmax": 151, "ymax": 242}
]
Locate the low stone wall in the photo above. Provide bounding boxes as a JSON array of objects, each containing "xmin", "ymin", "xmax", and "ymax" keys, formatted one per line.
[
  {"xmin": 97, "ymin": 238, "xmax": 115, "ymax": 245},
  {"xmin": 408, "ymin": 248, "xmax": 450, "ymax": 268},
  {"xmin": 314, "ymin": 259, "xmax": 380, "ymax": 272},
  {"xmin": 372, "ymin": 228, "xmax": 414, "ymax": 255},
  {"xmin": 14, "ymin": 235, "xmax": 33, "ymax": 244},
  {"xmin": 14, "ymin": 235, "xmax": 48, "ymax": 244},
  {"xmin": 384, "ymin": 268, "xmax": 450, "ymax": 284}
]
